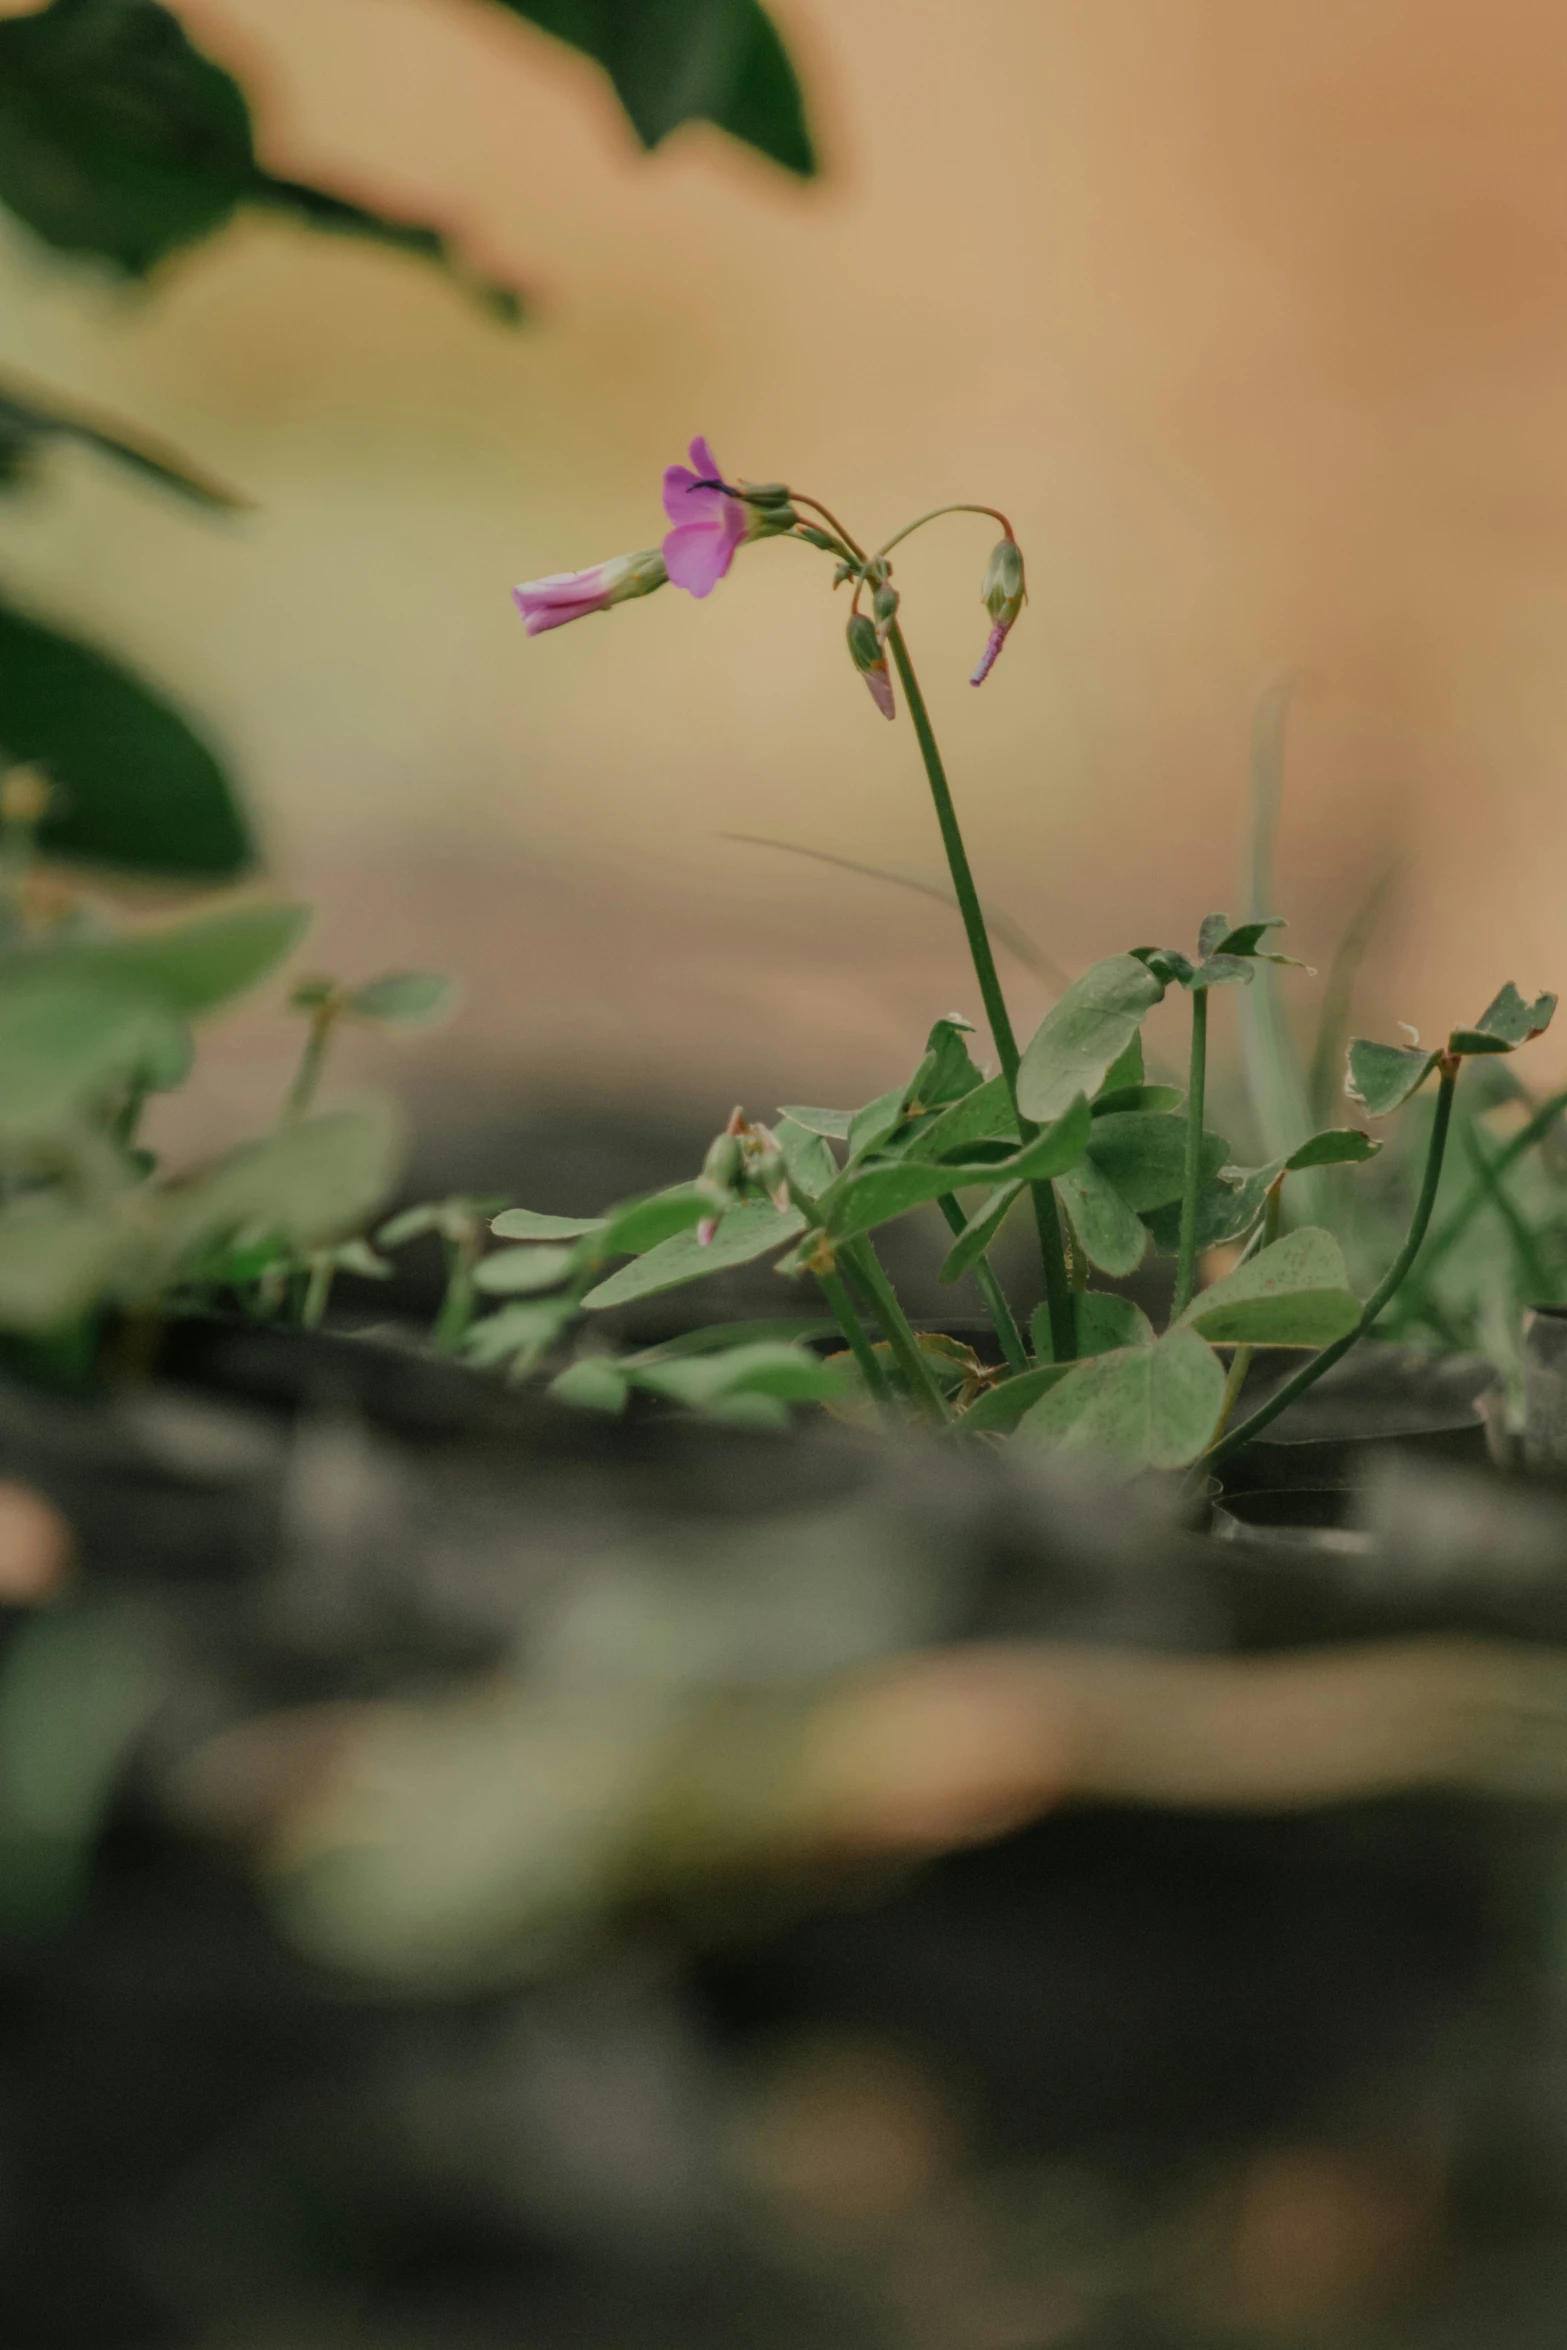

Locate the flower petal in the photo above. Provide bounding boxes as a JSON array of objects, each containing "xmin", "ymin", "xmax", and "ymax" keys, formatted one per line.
[{"xmin": 664, "ymin": 519, "xmax": 737, "ymax": 597}]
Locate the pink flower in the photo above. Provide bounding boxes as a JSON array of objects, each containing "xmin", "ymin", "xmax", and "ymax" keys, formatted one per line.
[
  {"xmin": 512, "ymin": 548, "xmax": 666, "ymax": 637},
  {"xmin": 969, "ymin": 622, "xmax": 1008, "ymax": 687},
  {"xmin": 662, "ymin": 435, "xmax": 748, "ymax": 598}
]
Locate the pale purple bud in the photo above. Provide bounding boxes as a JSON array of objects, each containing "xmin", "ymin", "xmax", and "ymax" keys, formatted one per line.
[
  {"xmin": 970, "ymin": 621, "xmax": 1009, "ymax": 687},
  {"xmin": 971, "ymin": 536, "xmax": 1026, "ymax": 687},
  {"xmin": 512, "ymin": 548, "xmax": 667, "ymax": 637}
]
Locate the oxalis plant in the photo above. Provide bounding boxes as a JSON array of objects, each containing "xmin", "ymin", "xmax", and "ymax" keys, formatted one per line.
[{"xmin": 490, "ymin": 441, "xmax": 1560, "ymax": 1470}]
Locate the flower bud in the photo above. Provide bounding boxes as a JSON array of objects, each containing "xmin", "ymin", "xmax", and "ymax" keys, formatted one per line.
[
  {"xmin": 700, "ymin": 1130, "xmax": 743, "ymax": 1202},
  {"xmin": 752, "ymin": 1144, "xmax": 791, "ymax": 1212},
  {"xmin": 513, "ymin": 547, "xmax": 667, "ymax": 636},
  {"xmin": 872, "ymin": 581, "xmax": 900, "ymax": 643},
  {"xmin": 846, "ymin": 612, "xmax": 896, "ymax": 721},
  {"xmin": 971, "ymin": 536, "xmax": 1026, "ymax": 686}
]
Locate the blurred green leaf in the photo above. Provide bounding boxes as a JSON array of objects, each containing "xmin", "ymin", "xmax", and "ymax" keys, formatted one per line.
[
  {"xmin": 52, "ymin": 900, "xmax": 311, "ymax": 1018},
  {"xmin": 473, "ymin": 1242, "xmax": 577, "ymax": 1295},
  {"xmin": 462, "ymin": 1296, "xmax": 575, "ymax": 1373},
  {"xmin": 492, "ymin": 0, "xmax": 816, "ymax": 174},
  {"xmin": 1346, "ymin": 1037, "xmax": 1440, "ymax": 1117},
  {"xmin": 0, "ymin": 592, "xmax": 252, "ymax": 877},
  {"xmin": 0, "ymin": 1197, "xmax": 126, "ymax": 1330},
  {"xmin": 344, "ymin": 970, "xmax": 460, "ymax": 1028},
  {"xmin": 1179, "ymin": 1227, "xmax": 1360, "ymax": 1348},
  {"xmin": 592, "ymin": 1183, "xmax": 709, "ymax": 1257},
  {"xmin": 490, "ymin": 1207, "xmax": 605, "ymax": 1241},
  {"xmin": 1017, "ymin": 953, "xmax": 1164, "ymax": 1123},
  {"xmin": 156, "ymin": 1101, "xmax": 402, "ymax": 1272},
  {"xmin": 1055, "ymin": 1154, "xmax": 1149, "ymax": 1277},
  {"xmin": 0, "ymin": 0, "xmax": 524, "ymax": 313},
  {"xmin": 0, "ymin": 972, "xmax": 178, "ymax": 1140},
  {"xmin": 628, "ymin": 1314, "xmax": 836, "ymax": 1360},
  {"xmin": 1091, "ymin": 1083, "xmax": 1183, "ymax": 1118},
  {"xmin": 629, "ymin": 1340, "xmax": 843, "ymax": 1410},
  {"xmin": 1019, "ymin": 1323, "xmax": 1226, "ymax": 1471},
  {"xmin": 581, "ymin": 1198, "xmax": 804, "ymax": 1309},
  {"xmin": 0, "ymin": 363, "xmax": 249, "ymax": 508},
  {"xmin": 548, "ymin": 1356, "xmax": 630, "ymax": 1413}
]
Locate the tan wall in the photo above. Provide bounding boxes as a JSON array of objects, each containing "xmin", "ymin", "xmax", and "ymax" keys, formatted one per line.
[{"xmin": 4, "ymin": 0, "xmax": 1567, "ymax": 1137}]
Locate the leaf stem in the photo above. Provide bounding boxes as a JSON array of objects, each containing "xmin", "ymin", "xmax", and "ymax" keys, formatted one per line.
[
  {"xmin": 842, "ymin": 1236, "xmax": 951, "ymax": 1423},
  {"xmin": 1171, "ymin": 988, "xmax": 1209, "ymax": 1320},
  {"xmin": 884, "ymin": 618, "xmax": 1075, "ymax": 1360},
  {"xmin": 1205, "ymin": 1058, "xmax": 1460, "ymax": 1471},
  {"xmin": 936, "ymin": 1193, "xmax": 1029, "ymax": 1372},
  {"xmin": 283, "ymin": 1002, "xmax": 337, "ymax": 1124},
  {"xmin": 816, "ymin": 1265, "xmax": 894, "ymax": 1405}
]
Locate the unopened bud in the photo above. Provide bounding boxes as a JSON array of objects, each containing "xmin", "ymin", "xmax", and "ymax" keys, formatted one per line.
[
  {"xmin": 872, "ymin": 582, "xmax": 900, "ymax": 643},
  {"xmin": 752, "ymin": 1145, "xmax": 791, "ymax": 1212},
  {"xmin": 971, "ymin": 536, "xmax": 1026, "ymax": 688},
  {"xmin": 846, "ymin": 613, "xmax": 896, "ymax": 721},
  {"xmin": 700, "ymin": 1131, "xmax": 743, "ymax": 1200}
]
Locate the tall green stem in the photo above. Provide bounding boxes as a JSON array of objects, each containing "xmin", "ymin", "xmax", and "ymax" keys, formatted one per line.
[
  {"xmin": 842, "ymin": 1237, "xmax": 950, "ymax": 1424},
  {"xmin": 884, "ymin": 618, "xmax": 1075, "ymax": 1360},
  {"xmin": 1171, "ymin": 989, "xmax": 1209, "ymax": 1320},
  {"xmin": 1401, "ymin": 1082, "xmax": 1567, "ymax": 1305},
  {"xmin": 936, "ymin": 1193, "xmax": 1028, "ymax": 1373},
  {"xmin": 1206, "ymin": 1059, "xmax": 1460, "ymax": 1471},
  {"xmin": 816, "ymin": 1265, "xmax": 893, "ymax": 1406}
]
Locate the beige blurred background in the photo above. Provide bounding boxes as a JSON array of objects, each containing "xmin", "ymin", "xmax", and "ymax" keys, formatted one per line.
[{"xmin": 3, "ymin": 0, "xmax": 1567, "ymax": 1152}]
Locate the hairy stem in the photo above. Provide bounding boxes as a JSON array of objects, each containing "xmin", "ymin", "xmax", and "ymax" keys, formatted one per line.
[
  {"xmin": 884, "ymin": 618, "xmax": 1075, "ymax": 1359},
  {"xmin": 842, "ymin": 1237, "xmax": 950, "ymax": 1424},
  {"xmin": 936, "ymin": 1193, "xmax": 1028, "ymax": 1373},
  {"xmin": 1206, "ymin": 1059, "xmax": 1459, "ymax": 1471},
  {"xmin": 1171, "ymin": 988, "xmax": 1209, "ymax": 1320}
]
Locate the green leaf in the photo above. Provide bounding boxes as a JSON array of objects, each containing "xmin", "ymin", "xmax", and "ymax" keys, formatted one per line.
[
  {"xmin": 1085, "ymin": 1113, "xmax": 1228, "ymax": 1212},
  {"xmin": 1212, "ymin": 916, "xmax": 1288, "ymax": 959},
  {"xmin": 1055, "ymin": 1155, "xmax": 1149, "ymax": 1277},
  {"xmin": 1186, "ymin": 953, "xmax": 1254, "ymax": 991},
  {"xmin": 1096, "ymin": 1032, "xmax": 1144, "ymax": 1096},
  {"xmin": 776, "ymin": 1104, "xmax": 852, "ymax": 1139},
  {"xmin": 938, "ymin": 1181, "xmax": 1022, "ymax": 1285},
  {"xmin": 1346, "ymin": 1037, "xmax": 1440, "ymax": 1116},
  {"xmin": 628, "ymin": 1340, "xmax": 844, "ymax": 1410},
  {"xmin": 909, "ymin": 1014, "xmax": 984, "ymax": 1109},
  {"xmin": 956, "ymin": 1361, "xmax": 1071, "ymax": 1435},
  {"xmin": 1178, "ymin": 1227, "xmax": 1360, "ymax": 1348},
  {"xmin": 155, "ymin": 1102, "xmax": 402, "ymax": 1272},
  {"xmin": 901, "ymin": 1073, "xmax": 1017, "ymax": 1164},
  {"xmin": 549, "ymin": 1357, "xmax": 631, "ymax": 1414},
  {"xmin": 0, "ymin": 364, "xmax": 247, "ymax": 509},
  {"xmin": 773, "ymin": 1114, "xmax": 837, "ymax": 1202},
  {"xmin": 0, "ymin": 593, "xmax": 251, "ymax": 878},
  {"xmin": 1129, "ymin": 944, "xmax": 1195, "ymax": 988},
  {"xmin": 628, "ymin": 1315, "xmax": 836, "ymax": 1361},
  {"xmin": 462, "ymin": 1297, "xmax": 576, "ymax": 1372},
  {"xmin": 825, "ymin": 1098, "xmax": 1089, "ymax": 1242},
  {"xmin": 846, "ymin": 1085, "xmax": 908, "ymax": 1166},
  {"xmin": 1018, "ymin": 1324, "xmax": 1226, "ymax": 1472},
  {"xmin": 581, "ymin": 1199, "xmax": 805, "ymax": 1310},
  {"xmin": 592, "ymin": 1184, "xmax": 708, "ymax": 1257},
  {"xmin": 55, "ymin": 901, "xmax": 311, "ymax": 1018},
  {"xmin": 0, "ymin": 973, "xmax": 178, "ymax": 1141},
  {"xmin": 343, "ymin": 971, "xmax": 459, "ymax": 1028},
  {"xmin": 0, "ymin": 1198, "xmax": 126, "ymax": 1331},
  {"xmin": 1197, "ymin": 912, "xmax": 1233, "ymax": 960},
  {"xmin": 0, "ymin": 0, "xmax": 524, "ymax": 313},
  {"xmin": 1285, "ymin": 1127, "xmax": 1380, "ymax": 1170},
  {"xmin": 1017, "ymin": 953, "xmax": 1165, "ymax": 1123},
  {"xmin": 490, "ymin": 1208, "xmax": 605, "ymax": 1241},
  {"xmin": 490, "ymin": 0, "xmax": 816, "ymax": 175},
  {"xmin": 1067, "ymin": 1291, "xmax": 1156, "ymax": 1358},
  {"xmin": 473, "ymin": 1243, "xmax": 577, "ymax": 1295},
  {"xmin": 1448, "ymin": 983, "xmax": 1557, "ymax": 1055},
  {"xmin": 1091, "ymin": 1083, "xmax": 1183, "ymax": 1118}
]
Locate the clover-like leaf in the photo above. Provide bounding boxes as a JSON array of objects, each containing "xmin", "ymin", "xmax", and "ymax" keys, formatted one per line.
[
  {"xmin": 1017, "ymin": 1323, "xmax": 1226, "ymax": 1472},
  {"xmin": 1345, "ymin": 1037, "xmax": 1441, "ymax": 1117},
  {"xmin": 490, "ymin": 1208, "xmax": 606, "ymax": 1241},
  {"xmin": 957, "ymin": 1361, "xmax": 1071, "ymax": 1436},
  {"xmin": 1017, "ymin": 954, "xmax": 1165, "ymax": 1123},
  {"xmin": 473, "ymin": 1244, "xmax": 578, "ymax": 1296},
  {"xmin": 1285, "ymin": 1127, "xmax": 1380, "ymax": 1170},
  {"xmin": 1178, "ymin": 1227, "xmax": 1360, "ymax": 1349},
  {"xmin": 1085, "ymin": 1113, "xmax": 1229, "ymax": 1213},
  {"xmin": 581, "ymin": 1199, "xmax": 806, "ymax": 1310},
  {"xmin": 344, "ymin": 971, "xmax": 459, "ymax": 1029},
  {"xmin": 1448, "ymin": 983, "xmax": 1557, "ymax": 1055},
  {"xmin": 1055, "ymin": 1154, "xmax": 1149, "ymax": 1277},
  {"xmin": 824, "ymin": 1097, "xmax": 1091, "ymax": 1242}
]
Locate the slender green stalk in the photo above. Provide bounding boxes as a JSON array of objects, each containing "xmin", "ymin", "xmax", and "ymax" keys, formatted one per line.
[
  {"xmin": 816, "ymin": 1265, "xmax": 894, "ymax": 1405},
  {"xmin": 1206, "ymin": 1059, "xmax": 1460, "ymax": 1471},
  {"xmin": 433, "ymin": 1225, "xmax": 481, "ymax": 1350},
  {"xmin": 1171, "ymin": 988, "xmax": 1209, "ymax": 1320},
  {"xmin": 884, "ymin": 618, "xmax": 1075, "ymax": 1360},
  {"xmin": 936, "ymin": 1193, "xmax": 1028, "ymax": 1373},
  {"xmin": 283, "ymin": 1003, "xmax": 338, "ymax": 1123},
  {"xmin": 301, "ymin": 1256, "xmax": 334, "ymax": 1330},
  {"xmin": 1208, "ymin": 1179, "xmax": 1282, "ymax": 1445},
  {"xmin": 842, "ymin": 1236, "xmax": 950, "ymax": 1424},
  {"xmin": 1403, "ymin": 1083, "xmax": 1567, "ymax": 1302},
  {"xmin": 868, "ymin": 504, "xmax": 1014, "ymax": 568}
]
